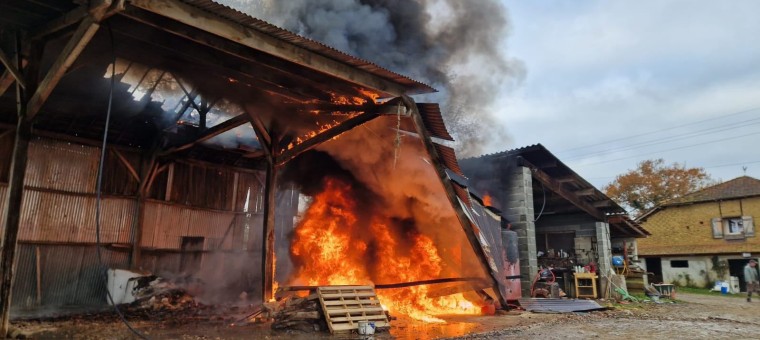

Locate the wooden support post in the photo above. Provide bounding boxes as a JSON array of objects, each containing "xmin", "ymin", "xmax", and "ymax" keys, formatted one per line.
[
  {"xmin": 261, "ymin": 160, "xmax": 277, "ymax": 302},
  {"xmin": 0, "ymin": 82, "xmax": 31, "ymax": 339},
  {"xmin": 0, "ymin": 32, "xmax": 33, "ymax": 337},
  {"xmin": 248, "ymin": 112, "xmax": 277, "ymax": 302},
  {"xmin": 231, "ymin": 172, "xmax": 239, "ymax": 211},
  {"xmin": 165, "ymin": 163, "xmax": 174, "ymax": 201}
]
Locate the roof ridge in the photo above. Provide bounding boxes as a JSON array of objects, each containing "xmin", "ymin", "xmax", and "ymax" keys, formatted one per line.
[{"xmin": 187, "ymin": 0, "xmax": 436, "ymax": 93}]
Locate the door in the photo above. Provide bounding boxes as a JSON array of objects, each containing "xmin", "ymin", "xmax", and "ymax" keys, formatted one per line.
[
  {"xmin": 728, "ymin": 259, "xmax": 749, "ymax": 292},
  {"xmin": 645, "ymin": 257, "xmax": 663, "ymax": 284},
  {"xmin": 180, "ymin": 237, "xmax": 205, "ymax": 274}
]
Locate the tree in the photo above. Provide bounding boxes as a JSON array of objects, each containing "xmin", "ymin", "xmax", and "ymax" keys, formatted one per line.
[{"xmin": 603, "ymin": 159, "xmax": 714, "ymax": 217}]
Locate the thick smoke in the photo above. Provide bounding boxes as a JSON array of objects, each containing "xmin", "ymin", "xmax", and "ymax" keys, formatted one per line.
[{"xmin": 219, "ymin": 0, "xmax": 524, "ymax": 157}]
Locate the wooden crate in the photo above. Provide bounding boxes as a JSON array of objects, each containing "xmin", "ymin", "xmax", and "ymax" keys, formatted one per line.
[{"xmin": 317, "ymin": 285, "xmax": 390, "ymax": 333}]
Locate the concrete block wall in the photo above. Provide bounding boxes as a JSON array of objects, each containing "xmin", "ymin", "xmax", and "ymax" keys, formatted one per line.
[
  {"xmin": 501, "ymin": 166, "xmax": 536, "ymax": 297},
  {"xmin": 536, "ymin": 214, "xmax": 599, "ymax": 264},
  {"xmin": 596, "ymin": 221, "xmax": 612, "ymax": 296}
]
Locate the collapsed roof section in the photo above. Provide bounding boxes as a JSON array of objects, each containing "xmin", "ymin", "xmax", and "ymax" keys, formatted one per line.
[{"xmin": 401, "ymin": 97, "xmax": 510, "ymax": 307}]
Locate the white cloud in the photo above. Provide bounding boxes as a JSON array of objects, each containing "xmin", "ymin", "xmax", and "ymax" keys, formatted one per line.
[{"xmin": 495, "ymin": 0, "xmax": 760, "ymax": 187}]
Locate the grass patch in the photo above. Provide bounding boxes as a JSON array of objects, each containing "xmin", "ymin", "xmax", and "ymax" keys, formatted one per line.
[{"xmin": 676, "ymin": 286, "xmax": 746, "ymax": 299}]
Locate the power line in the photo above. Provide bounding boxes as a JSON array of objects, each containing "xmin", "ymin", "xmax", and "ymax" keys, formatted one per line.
[
  {"xmin": 573, "ymin": 130, "xmax": 760, "ymax": 167},
  {"xmin": 562, "ymin": 118, "xmax": 760, "ymax": 161},
  {"xmin": 703, "ymin": 159, "xmax": 760, "ymax": 170},
  {"xmin": 558, "ymin": 106, "xmax": 760, "ymax": 154}
]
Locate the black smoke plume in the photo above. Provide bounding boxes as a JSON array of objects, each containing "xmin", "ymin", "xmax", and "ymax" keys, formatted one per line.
[{"xmin": 217, "ymin": 0, "xmax": 524, "ymax": 156}]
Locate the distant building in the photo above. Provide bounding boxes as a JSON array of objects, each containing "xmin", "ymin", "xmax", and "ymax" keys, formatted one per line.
[{"xmin": 638, "ymin": 176, "xmax": 760, "ymax": 291}]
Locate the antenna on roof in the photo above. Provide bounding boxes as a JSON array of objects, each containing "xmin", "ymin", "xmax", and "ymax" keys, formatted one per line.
[{"xmin": 743, "ymin": 166, "xmax": 748, "ymax": 175}]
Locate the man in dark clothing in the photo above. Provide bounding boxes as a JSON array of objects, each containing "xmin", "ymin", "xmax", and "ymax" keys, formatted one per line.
[{"xmin": 745, "ymin": 259, "xmax": 759, "ymax": 302}]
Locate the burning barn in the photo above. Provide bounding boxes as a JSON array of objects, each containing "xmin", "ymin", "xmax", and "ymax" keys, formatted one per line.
[
  {"xmin": 460, "ymin": 144, "xmax": 650, "ymax": 298},
  {"xmin": 0, "ymin": 0, "xmax": 517, "ymax": 333}
]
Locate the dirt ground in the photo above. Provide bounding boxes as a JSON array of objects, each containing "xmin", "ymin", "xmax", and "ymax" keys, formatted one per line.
[{"xmin": 10, "ymin": 293, "xmax": 760, "ymax": 339}]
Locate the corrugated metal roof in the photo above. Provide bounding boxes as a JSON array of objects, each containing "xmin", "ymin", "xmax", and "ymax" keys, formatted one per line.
[
  {"xmin": 434, "ymin": 143, "xmax": 464, "ymax": 176},
  {"xmin": 461, "ymin": 143, "xmax": 626, "ymax": 216},
  {"xmin": 518, "ymin": 298, "xmax": 606, "ymax": 313},
  {"xmin": 416, "ymin": 103, "xmax": 454, "ymax": 141},
  {"xmin": 178, "ymin": 0, "xmax": 435, "ymax": 95}
]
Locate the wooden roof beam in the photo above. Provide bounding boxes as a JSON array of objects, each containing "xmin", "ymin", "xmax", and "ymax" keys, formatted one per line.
[
  {"xmin": 0, "ymin": 49, "xmax": 25, "ymax": 89},
  {"xmin": 575, "ymin": 188, "xmax": 596, "ymax": 196},
  {"xmin": 161, "ymin": 114, "xmax": 248, "ymax": 156},
  {"xmin": 518, "ymin": 156, "xmax": 605, "ymax": 221},
  {"xmin": 276, "ymin": 111, "xmax": 380, "ymax": 166},
  {"xmin": 128, "ymin": 0, "xmax": 409, "ymax": 96},
  {"xmin": 26, "ymin": 0, "xmax": 124, "ymax": 121},
  {"xmin": 592, "ymin": 200, "xmax": 613, "ymax": 208}
]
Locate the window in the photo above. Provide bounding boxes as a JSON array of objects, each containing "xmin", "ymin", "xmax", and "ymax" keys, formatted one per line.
[
  {"xmin": 671, "ymin": 260, "xmax": 689, "ymax": 268},
  {"xmin": 725, "ymin": 218, "xmax": 744, "ymax": 235},
  {"xmin": 712, "ymin": 216, "xmax": 755, "ymax": 239}
]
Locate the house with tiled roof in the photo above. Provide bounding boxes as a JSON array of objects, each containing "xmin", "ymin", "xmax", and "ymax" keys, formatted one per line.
[{"xmin": 638, "ymin": 176, "xmax": 760, "ymax": 290}]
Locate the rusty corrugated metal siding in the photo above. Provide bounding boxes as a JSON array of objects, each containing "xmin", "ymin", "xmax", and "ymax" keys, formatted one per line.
[
  {"xmin": 11, "ymin": 245, "xmax": 36, "ymax": 309},
  {"xmin": 11, "ymin": 244, "xmax": 129, "ymax": 310},
  {"xmin": 141, "ymin": 201, "xmax": 236, "ymax": 250},
  {"xmin": 19, "ymin": 191, "xmax": 134, "ymax": 244},
  {"xmin": 25, "ymin": 138, "xmax": 99, "ymax": 194}
]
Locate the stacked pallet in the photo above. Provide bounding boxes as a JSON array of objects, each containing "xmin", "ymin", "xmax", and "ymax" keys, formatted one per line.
[
  {"xmin": 317, "ymin": 286, "xmax": 390, "ymax": 334},
  {"xmin": 264, "ymin": 285, "xmax": 390, "ymax": 333}
]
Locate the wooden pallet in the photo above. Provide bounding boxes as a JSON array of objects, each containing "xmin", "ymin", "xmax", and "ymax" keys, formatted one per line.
[{"xmin": 316, "ymin": 285, "xmax": 390, "ymax": 333}]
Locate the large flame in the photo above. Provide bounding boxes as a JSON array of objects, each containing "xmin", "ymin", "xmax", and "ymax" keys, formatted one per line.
[{"xmin": 289, "ymin": 178, "xmax": 480, "ymax": 323}]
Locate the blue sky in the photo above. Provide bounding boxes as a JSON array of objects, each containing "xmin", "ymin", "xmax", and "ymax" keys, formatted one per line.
[{"xmin": 494, "ymin": 0, "xmax": 760, "ymax": 187}]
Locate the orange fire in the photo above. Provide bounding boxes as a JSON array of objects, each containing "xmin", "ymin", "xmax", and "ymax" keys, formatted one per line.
[
  {"xmin": 289, "ymin": 178, "xmax": 480, "ymax": 323},
  {"xmin": 483, "ymin": 194, "xmax": 492, "ymax": 206}
]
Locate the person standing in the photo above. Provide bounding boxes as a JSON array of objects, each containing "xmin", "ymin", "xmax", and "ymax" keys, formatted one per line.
[{"xmin": 745, "ymin": 259, "xmax": 759, "ymax": 302}]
